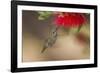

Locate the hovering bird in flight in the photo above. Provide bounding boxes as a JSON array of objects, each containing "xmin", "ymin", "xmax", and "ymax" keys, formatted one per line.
[{"xmin": 41, "ymin": 25, "xmax": 58, "ymax": 53}]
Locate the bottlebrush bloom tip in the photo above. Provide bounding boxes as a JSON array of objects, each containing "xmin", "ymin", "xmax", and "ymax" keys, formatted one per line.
[{"xmin": 54, "ymin": 12, "xmax": 87, "ymax": 28}]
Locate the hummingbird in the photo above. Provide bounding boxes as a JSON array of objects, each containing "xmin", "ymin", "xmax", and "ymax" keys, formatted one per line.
[{"xmin": 41, "ymin": 25, "xmax": 59, "ymax": 53}]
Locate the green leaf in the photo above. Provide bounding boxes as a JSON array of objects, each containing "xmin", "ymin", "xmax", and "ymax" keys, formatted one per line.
[
  {"xmin": 38, "ymin": 16, "xmax": 45, "ymax": 20},
  {"xmin": 77, "ymin": 25, "xmax": 82, "ymax": 33},
  {"xmin": 38, "ymin": 11, "xmax": 52, "ymax": 20}
]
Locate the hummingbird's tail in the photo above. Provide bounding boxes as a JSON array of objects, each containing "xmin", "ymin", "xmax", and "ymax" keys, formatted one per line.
[{"xmin": 41, "ymin": 46, "xmax": 47, "ymax": 53}]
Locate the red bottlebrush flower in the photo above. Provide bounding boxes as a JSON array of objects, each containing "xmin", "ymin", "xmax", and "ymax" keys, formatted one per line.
[{"xmin": 54, "ymin": 12, "xmax": 87, "ymax": 28}]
